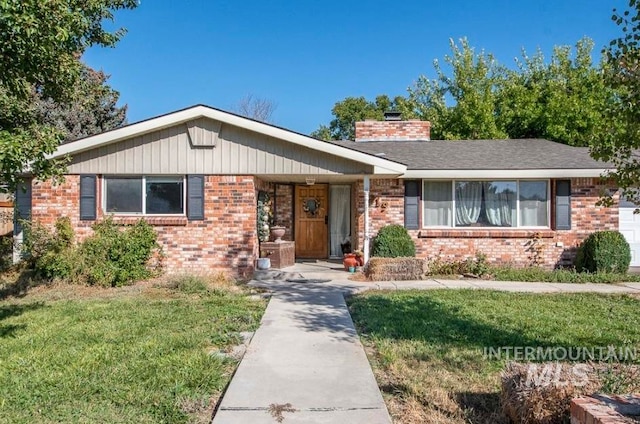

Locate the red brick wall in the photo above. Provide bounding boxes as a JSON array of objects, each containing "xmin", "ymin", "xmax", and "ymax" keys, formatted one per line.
[
  {"xmin": 30, "ymin": 175, "xmax": 263, "ymax": 277},
  {"xmin": 355, "ymin": 120, "xmax": 431, "ymax": 142},
  {"xmin": 356, "ymin": 178, "xmax": 618, "ymax": 269},
  {"xmin": 274, "ymin": 184, "xmax": 294, "ymax": 241}
]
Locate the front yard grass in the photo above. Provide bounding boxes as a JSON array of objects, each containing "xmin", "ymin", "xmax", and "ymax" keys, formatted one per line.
[
  {"xmin": 0, "ymin": 277, "xmax": 267, "ymax": 423},
  {"xmin": 347, "ymin": 290, "xmax": 640, "ymax": 424}
]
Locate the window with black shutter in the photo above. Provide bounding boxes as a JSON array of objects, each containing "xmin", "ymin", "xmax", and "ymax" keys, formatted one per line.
[
  {"xmin": 555, "ymin": 180, "xmax": 571, "ymax": 230},
  {"xmin": 79, "ymin": 175, "xmax": 97, "ymax": 221},
  {"xmin": 404, "ymin": 180, "xmax": 420, "ymax": 229},
  {"xmin": 187, "ymin": 175, "xmax": 205, "ymax": 220}
]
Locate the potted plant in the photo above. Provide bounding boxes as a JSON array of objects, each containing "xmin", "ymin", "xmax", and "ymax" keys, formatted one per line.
[
  {"xmin": 270, "ymin": 225, "xmax": 286, "ymax": 243},
  {"xmin": 343, "ymin": 253, "xmax": 358, "ymax": 271},
  {"xmin": 354, "ymin": 250, "xmax": 364, "ymax": 267}
]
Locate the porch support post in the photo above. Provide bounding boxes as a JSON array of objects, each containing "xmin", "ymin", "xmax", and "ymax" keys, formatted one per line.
[{"xmin": 363, "ymin": 175, "xmax": 370, "ymax": 264}]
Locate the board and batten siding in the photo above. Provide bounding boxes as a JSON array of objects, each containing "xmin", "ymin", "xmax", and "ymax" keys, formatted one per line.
[{"xmin": 67, "ymin": 120, "xmax": 373, "ymax": 175}]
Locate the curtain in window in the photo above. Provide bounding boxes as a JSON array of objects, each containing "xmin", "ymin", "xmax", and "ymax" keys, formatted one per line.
[
  {"xmin": 330, "ymin": 185, "xmax": 351, "ymax": 257},
  {"xmin": 484, "ymin": 182, "xmax": 516, "ymax": 226},
  {"xmin": 424, "ymin": 181, "xmax": 452, "ymax": 226},
  {"xmin": 455, "ymin": 182, "xmax": 482, "ymax": 226}
]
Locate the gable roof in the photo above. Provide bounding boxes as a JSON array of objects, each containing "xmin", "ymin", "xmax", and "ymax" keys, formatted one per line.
[
  {"xmin": 52, "ymin": 104, "xmax": 407, "ymax": 175},
  {"xmin": 329, "ymin": 138, "xmax": 611, "ymax": 178}
]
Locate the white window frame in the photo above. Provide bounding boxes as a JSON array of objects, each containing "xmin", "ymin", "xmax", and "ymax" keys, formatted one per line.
[
  {"xmin": 421, "ymin": 179, "xmax": 550, "ymax": 229},
  {"xmin": 102, "ymin": 175, "xmax": 187, "ymax": 216}
]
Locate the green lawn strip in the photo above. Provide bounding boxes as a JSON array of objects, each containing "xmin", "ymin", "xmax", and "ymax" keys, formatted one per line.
[
  {"xmin": 0, "ymin": 288, "xmax": 266, "ymax": 423},
  {"xmin": 490, "ymin": 267, "xmax": 640, "ymax": 284},
  {"xmin": 348, "ymin": 290, "xmax": 640, "ymax": 423}
]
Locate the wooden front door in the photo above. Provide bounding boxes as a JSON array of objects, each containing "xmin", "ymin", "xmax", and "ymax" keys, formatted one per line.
[{"xmin": 295, "ymin": 184, "xmax": 329, "ymax": 258}]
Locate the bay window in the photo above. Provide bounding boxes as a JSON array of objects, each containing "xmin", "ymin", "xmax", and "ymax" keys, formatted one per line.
[
  {"xmin": 422, "ymin": 180, "xmax": 548, "ymax": 228},
  {"xmin": 104, "ymin": 176, "xmax": 185, "ymax": 215}
]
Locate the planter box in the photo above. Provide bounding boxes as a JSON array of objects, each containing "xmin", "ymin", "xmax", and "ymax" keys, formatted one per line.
[{"xmin": 260, "ymin": 241, "xmax": 295, "ymax": 269}]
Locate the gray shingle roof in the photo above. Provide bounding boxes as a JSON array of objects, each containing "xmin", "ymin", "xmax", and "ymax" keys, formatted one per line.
[{"xmin": 327, "ymin": 138, "xmax": 608, "ymax": 170}]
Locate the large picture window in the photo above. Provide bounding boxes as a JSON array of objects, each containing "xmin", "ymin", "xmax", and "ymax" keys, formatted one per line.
[
  {"xmin": 423, "ymin": 180, "xmax": 548, "ymax": 228},
  {"xmin": 104, "ymin": 176, "xmax": 185, "ymax": 215}
]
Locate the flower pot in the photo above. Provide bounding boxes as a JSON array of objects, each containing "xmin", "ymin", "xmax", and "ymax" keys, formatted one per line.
[
  {"xmin": 256, "ymin": 257, "xmax": 271, "ymax": 270},
  {"xmin": 270, "ymin": 226, "xmax": 286, "ymax": 243},
  {"xmin": 343, "ymin": 254, "xmax": 358, "ymax": 271}
]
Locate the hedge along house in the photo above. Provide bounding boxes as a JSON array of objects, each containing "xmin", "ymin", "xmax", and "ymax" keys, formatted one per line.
[{"xmin": 14, "ymin": 104, "xmax": 624, "ymax": 275}]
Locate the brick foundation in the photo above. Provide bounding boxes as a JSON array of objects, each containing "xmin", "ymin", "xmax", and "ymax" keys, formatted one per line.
[
  {"xmin": 356, "ymin": 178, "xmax": 619, "ymax": 269},
  {"xmin": 30, "ymin": 175, "xmax": 265, "ymax": 278}
]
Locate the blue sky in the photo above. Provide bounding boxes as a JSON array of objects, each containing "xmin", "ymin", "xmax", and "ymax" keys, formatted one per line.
[{"xmin": 83, "ymin": 0, "xmax": 626, "ymax": 134}]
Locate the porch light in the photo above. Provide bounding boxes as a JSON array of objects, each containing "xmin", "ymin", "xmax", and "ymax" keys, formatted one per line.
[{"xmin": 305, "ymin": 177, "xmax": 316, "ymax": 186}]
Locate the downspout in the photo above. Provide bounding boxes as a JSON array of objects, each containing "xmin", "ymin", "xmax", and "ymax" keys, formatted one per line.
[{"xmin": 363, "ymin": 176, "xmax": 370, "ymax": 265}]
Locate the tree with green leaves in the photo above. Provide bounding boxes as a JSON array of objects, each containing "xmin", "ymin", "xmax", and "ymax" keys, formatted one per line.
[
  {"xmin": 310, "ymin": 95, "xmax": 416, "ymax": 140},
  {"xmin": 0, "ymin": 0, "xmax": 137, "ymax": 192},
  {"xmin": 498, "ymin": 37, "xmax": 614, "ymax": 146},
  {"xmin": 410, "ymin": 38, "xmax": 507, "ymax": 140},
  {"xmin": 590, "ymin": 1, "xmax": 640, "ymax": 205},
  {"xmin": 35, "ymin": 65, "xmax": 128, "ymax": 142}
]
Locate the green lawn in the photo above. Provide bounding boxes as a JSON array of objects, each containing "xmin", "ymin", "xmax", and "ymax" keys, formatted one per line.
[
  {"xmin": 347, "ymin": 290, "xmax": 640, "ymax": 424},
  {"xmin": 0, "ymin": 280, "xmax": 266, "ymax": 423}
]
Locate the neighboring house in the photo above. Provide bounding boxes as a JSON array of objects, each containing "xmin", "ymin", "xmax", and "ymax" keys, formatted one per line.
[{"xmin": 13, "ymin": 105, "xmax": 632, "ymax": 276}]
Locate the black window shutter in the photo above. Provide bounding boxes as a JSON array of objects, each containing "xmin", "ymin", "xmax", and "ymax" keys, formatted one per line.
[
  {"xmin": 187, "ymin": 175, "xmax": 205, "ymax": 220},
  {"xmin": 79, "ymin": 175, "xmax": 97, "ymax": 221},
  {"xmin": 555, "ymin": 180, "xmax": 571, "ymax": 230},
  {"xmin": 404, "ymin": 180, "xmax": 421, "ymax": 230},
  {"xmin": 14, "ymin": 179, "xmax": 32, "ymax": 234}
]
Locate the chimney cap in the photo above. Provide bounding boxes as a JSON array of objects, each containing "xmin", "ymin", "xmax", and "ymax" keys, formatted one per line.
[{"xmin": 384, "ymin": 110, "xmax": 402, "ymax": 121}]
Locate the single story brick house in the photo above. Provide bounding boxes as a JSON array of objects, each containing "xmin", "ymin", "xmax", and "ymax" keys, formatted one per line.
[{"xmin": 14, "ymin": 104, "xmax": 638, "ymax": 276}]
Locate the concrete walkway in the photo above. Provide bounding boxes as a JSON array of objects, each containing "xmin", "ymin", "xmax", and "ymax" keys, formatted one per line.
[
  {"xmin": 212, "ymin": 261, "xmax": 640, "ymax": 423},
  {"xmin": 212, "ymin": 272, "xmax": 392, "ymax": 423}
]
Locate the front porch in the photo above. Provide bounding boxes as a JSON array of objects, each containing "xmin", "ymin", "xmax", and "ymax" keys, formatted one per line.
[{"xmin": 256, "ymin": 175, "xmax": 383, "ymax": 267}]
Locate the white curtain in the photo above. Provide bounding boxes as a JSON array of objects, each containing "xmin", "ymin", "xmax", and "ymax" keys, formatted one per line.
[
  {"xmin": 484, "ymin": 182, "xmax": 516, "ymax": 226},
  {"xmin": 424, "ymin": 181, "xmax": 452, "ymax": 226},
  {"xmin": 455, "ymin": 182, "xmax": 482, "ymax": 226},
  {"xmin": 330, "ymin": 185, "xmax": 351, "ymax": 257}
]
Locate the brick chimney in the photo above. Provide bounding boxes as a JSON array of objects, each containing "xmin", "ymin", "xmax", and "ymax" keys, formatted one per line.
[{"xmin": 354, "ymin": 111, "xmax": 431, "ymax": 142}]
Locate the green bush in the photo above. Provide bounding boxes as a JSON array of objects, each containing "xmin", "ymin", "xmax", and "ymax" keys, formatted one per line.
[
  {"xmin": 371, "ymin": 224, "xmax": 416, "ymax": 258},
  {"xmin": 24, "ymin": 217, "xmax": 77, "ymax": 280},
  {"xmin": 22, "ymin": 217, "xmax": 160, "ymax": 286},
  {"xmin": 0, "ymin": 235, "xmax": 13, "ymax": 272},
  {"xmin": 575, "ymin": 230, "xmax": 631, "ymax": 274},
  {"xmin": 81, "ymin": 217, "xmax": 159, "ymax": 287}
]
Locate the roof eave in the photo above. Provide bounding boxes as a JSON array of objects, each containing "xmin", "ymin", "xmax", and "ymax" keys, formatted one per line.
[
  {"xmin": 50, "ymin": 105, "xmax": 406, "ymax": 175},
  {"xmin": 401, "ymin": 169, "xmax": 613, "ymax": 179}
]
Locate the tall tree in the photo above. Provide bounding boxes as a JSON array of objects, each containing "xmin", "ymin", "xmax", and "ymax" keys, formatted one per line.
[
  {"xmin": 590, "ymin": 1, "xmax": 640, "ymax": 205},
  {"xmin": 311, "ymin": 95, "xmax": 415, "ymax": 140},
  {"xmin": 0, "ymin": 0, "xmax": 137, "ymax": 192},
  {"xmin": 35, "ymin": 65, "xmax": 127, "ymax": 142},
  {"xmin": 498, "ymin": 38, "xmax": 613, "ymax": 146},
  {"xmin": 233, "ymin": 94, "xmax": 277, "ymax": 123},
  {"xmin": 409, "ymin": 38, "xmax": 507, "ymax": 140}
]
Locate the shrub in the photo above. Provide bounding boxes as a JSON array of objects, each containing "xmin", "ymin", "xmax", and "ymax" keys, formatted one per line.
[
  {"xmin": 22, "ymin": 217, "xmax": 160, "ymax": 287},
  {"xmin": 24, "ymin": 217, "xmax": 77, "ymax": 280},
  {"xmin": 0, "ymin": 235, "xmax": 13, "ymax": 272},
  {"xmin": 81, "ymin": 217, "xmax": 159, "ymax": 287},
  {"xmin": 575, "ymin": 230, "xmax": 631, "ymax": 274},
  {"xmin": 371, "ymin": 224, "xmax": 416, "ymax": 258},
  {"xmin": 501, "ymin": 362, "xmax": 639, "ymax": 423},
  {"xmin": 365, "ymin": 257, "xmax": 426, "ymax": 281},
  {"xmin": 427, "ymin": 252, "xmax": 490, "ymax": 277}
]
